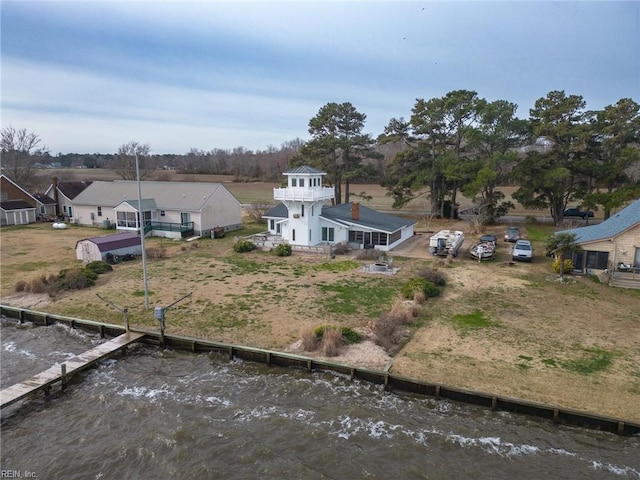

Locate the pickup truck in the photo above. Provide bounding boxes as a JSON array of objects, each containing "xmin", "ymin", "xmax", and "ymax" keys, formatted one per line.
[{"xmin": 563, "ymin": 208, "xmax": 594, "ymax": 219}]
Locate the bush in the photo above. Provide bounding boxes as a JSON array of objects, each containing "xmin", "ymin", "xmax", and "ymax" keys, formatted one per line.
[
  {"xmin": 86, "ymin": 261, "xmax": 113, "ymax": 274},
  {"xmin": 332, "ymin": 242, "xmax": 350, "ymax": 255},
  {"xmin": 401, "ymin": 278, "xmax": 440, "ymax": 300},
  {"xmin": 416, "ymin": 267, "xmax": 446, "ymax": 287},
  {"xmin": 321, "ymin": 326, "xmax": 343, "ymax": 357},
  {"xmin": 314, "ymin": 325, "xmax": 362, "ymax": 345},
  {"xmin": 300, "ymin": 326, "xmax": 319, "ymax": 351},
  {"xmin": 57, "ymin": 268, "xmax": 96, "ymax": 290},
  {"xmin": 552, "ymin": 257, "xmax": 575, "ymax": 274},
  {"xmin": 373, "ymin": 314, "xmax": 405, "ymax": 352},
  {"xmin": 274, "ymin": 243, "xmax": 292, "ymax": 257},
  {"xmin": 14, "ymin": 280, "xmax": 27, "ymax": 292},
  {"xmin": 233, "ymin": 238, "xmax": 256, "ymax": 253}
]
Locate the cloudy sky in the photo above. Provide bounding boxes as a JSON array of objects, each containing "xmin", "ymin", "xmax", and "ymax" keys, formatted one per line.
[{"xmin": 1, "ymin": 1, "xmax": 638, "ymax": 155}]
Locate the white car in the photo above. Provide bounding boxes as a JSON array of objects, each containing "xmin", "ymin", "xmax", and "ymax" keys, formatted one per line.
[{"xmin": 512, "ymin": 239, "xmax": 533, "ymax": 262}]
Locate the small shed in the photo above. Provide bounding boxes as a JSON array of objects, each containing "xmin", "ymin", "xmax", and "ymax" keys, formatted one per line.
[{"xmin": 76, "ymin": 232, "xmax": 142, "ymax": 263}]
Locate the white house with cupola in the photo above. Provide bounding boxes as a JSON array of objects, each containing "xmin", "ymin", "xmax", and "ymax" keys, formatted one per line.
[{"xmin": 264, "ymin": 166, "xmax": 416, "ymax": 251}]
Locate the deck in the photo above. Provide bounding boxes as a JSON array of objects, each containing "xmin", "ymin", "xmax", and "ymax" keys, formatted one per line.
[{"xmin": 0, "ymin": 331, "xmax": 146, "ymax": 409}]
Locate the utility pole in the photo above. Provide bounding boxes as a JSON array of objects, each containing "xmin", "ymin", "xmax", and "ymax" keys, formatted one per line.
[{"xmin": 135, "ymin": 151, "xmax": 150, "ymax": 310}]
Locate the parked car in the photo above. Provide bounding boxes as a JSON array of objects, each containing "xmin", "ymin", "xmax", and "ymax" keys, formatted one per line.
[
  {"xmin": 480, "ymin": 234, "xmax": 498, "ymax": 245},
  {"xmin": 512, "ymin": 239, "xmax": 533, "ymax": 262},
  {"xmin": 563, "ymin": 208, "xmax": 594, "ymax": 219},
  {"xmin": 504, "ymin": 226, "xmax": 520, "ymax": 242}
]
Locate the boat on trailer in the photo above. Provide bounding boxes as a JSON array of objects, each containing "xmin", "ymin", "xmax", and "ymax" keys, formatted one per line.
[{"xmin": 429, "ymin": 230, "xmax": 465, "ymax": 257}]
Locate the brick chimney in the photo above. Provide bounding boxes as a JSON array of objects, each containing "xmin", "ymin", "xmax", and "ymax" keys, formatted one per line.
[
  {"xmin": 52, "ymin": 176, "xmax": 60, "ymax": 216},
  {"xmin": 351, "ymin": 202, "xmax": 359, "ymax": 221}
]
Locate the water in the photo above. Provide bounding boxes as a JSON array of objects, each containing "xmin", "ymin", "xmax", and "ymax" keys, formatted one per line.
[{"xmin": 2, "ymin": 318, "xmax": 639, "ymax": 479}]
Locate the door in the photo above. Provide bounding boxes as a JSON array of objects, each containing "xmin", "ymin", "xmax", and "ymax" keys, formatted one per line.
[
  {"xmin": 364, "ymin": 232, "xmax": 371, "ymax": 247},
  {"xmin": 635, "ymin": 247, "xmax": 640, "ymax": 269},
  {"xmin": 181, "ymin": 212, "xmax": 191, "ymax": 225}
]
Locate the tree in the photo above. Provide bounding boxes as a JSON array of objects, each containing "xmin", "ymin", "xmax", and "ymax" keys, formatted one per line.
[
  {"xmin": 113, "ymin": 141, "xmax": 152, "ymax": 180},
  {"xmin": 1, "ymin": 125, "xmax": 48, "ymax": 187},
  {"xmin": 462, "ymin": 100, "xmax": 530, "ymax": 223},
  {"xmin": 300, "ymin": 102, "xmax": 379, "ymax": 204},
  {"xmin": 545, "ymin": 232, "xmax": 582, "ymax": 282},
  {"xmin": 513, "ymin": 91, "xmax": 593, "ymax": 225},
  {"xmin": 584, "ymin": 98, "xmax": 640, "ymax": 218}
]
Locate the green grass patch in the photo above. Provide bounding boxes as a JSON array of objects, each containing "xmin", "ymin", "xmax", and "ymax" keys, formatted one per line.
[
  {"xmin": 316, "ymin": 278, "xmax": 397, "ymax": 316},
  {"xmin": 448, "ymin": 310, "xmax": 500, "ymax": 333},
  {"xmin": 312, "ymin": 260, "xmax": 359, "ymax": 273},
  {"xmin": 561, "ymin": 348, "xmax": 614, "ymax": 375},
  {"xmin": 132, "ymin": 290, "xmax": 155, "ymax": 297},
  {"xmin": 524, "ymin": 224, "xmax": 556, "ymax": 242}
]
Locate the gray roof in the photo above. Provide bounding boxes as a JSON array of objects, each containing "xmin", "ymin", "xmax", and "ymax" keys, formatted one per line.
[
  {"xmin": 264, "ymin": 203, "xmax": 288, "ymax": 218},
  {"xmin": 284, "ymin": 165, "xmax": 325, "ymax": 175},
  {"xmin": 322, "ymin": 203, "xmax": 416, "ymax": 233},
  {"xmin": 33, "ymin": 194, "xmax": 57, "ymax": 205},
  {"xmin": 118, "ymin": 199, "xmax": 158, "ymax": 210},
  {"xmin": 1, "ymin": 200, "xmax": 35, "ymax": 211},
  {"xmin": 557, "ymin": 199, "xmax": 640, "ymax": 244},
  {"xmin": 58, "ymin": 181, "xmax": 92, "ymax": 200},
  {"xmin": 77, "ymin": 232, "xmax": 141, "ymax": 252},
  {"xmin": 72, "ymin": 181, "xmax": 236, "ymax": 211}
]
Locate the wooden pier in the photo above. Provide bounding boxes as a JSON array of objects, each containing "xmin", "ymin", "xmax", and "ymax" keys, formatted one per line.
[{"xmin": 0, "ymin": 331, "xmax": 146, "ymax": 410}]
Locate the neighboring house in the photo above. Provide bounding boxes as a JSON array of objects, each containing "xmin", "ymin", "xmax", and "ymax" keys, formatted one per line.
[
  {"xmin": 263, "ymin": 166, "xmax": 416, "ymax": 252},
  {"xmin": 76, "ymin": 232, "xmax": 142, "ymax": 263},
  {"xmin": 0, "ymin": 174, "xmax": 38, "ymax": 225},
  {"xmin": 44, "ymin": 177, "xmax": 93, "ymax": 219},
  {"xmin": 557, "ymin": 199, "xmax": 640, "ymax": 288},
  {"xmin": 71, "ymin": 180, "xmax": 242, "ymax": 238},
  {"xmin": 33, "ymin": 194, "xmax": 58, "ymax": 218}
]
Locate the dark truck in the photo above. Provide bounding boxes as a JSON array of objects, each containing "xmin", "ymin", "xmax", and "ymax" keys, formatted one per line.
[{"xmin": 563, "ymin": 208, "xmax": 594, "ymax": 219}]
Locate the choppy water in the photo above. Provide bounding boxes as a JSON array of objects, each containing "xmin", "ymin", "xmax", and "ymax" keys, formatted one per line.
[{"xmin": 1, "ymin": 318, "xmax": 639, "ymax": 479}]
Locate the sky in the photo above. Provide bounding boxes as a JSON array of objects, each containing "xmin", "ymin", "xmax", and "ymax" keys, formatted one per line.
[{"xmin": 1, "ymin": 1, "xmax": 639, "ymax": 155}]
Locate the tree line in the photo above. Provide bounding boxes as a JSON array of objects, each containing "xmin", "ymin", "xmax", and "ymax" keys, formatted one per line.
[{"xmin": 2, "ymin": 89, "xmax": 638, "ymax": 225}]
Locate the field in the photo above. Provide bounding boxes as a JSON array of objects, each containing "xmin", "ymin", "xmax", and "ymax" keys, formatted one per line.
[{"xmin": 2, "ymin": 171, "xmax": 639, "ymax": 422}]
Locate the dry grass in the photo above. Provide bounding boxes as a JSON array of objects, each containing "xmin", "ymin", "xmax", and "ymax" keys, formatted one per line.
[{"xmin": 1, "ymin": 174, "xmax": 638, "ymax": 422}]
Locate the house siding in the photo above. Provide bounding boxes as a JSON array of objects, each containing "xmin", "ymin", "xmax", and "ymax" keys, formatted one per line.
[{"xmin": 573, "ymin": 225, "xmax": 640, "ymax": 273}]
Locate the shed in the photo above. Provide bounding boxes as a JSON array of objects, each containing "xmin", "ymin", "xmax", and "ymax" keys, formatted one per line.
[{"xmin": 75, "ymin": 232, "xmax": 142, "ymax": 263}]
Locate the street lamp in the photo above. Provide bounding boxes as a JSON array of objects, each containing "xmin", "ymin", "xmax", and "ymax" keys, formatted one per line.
[{"xmin": 135, "ymin": 151, "xmax": 150, "ymax": 310}]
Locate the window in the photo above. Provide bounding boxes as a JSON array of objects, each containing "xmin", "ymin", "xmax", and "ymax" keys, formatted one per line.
[
  {"xmin": 585, "ymin": 251, "xmax": 609, "ymax": 270},
  {"xmin": 301, "ymin": 205, "xmax": 304, "ymax": 217},
  {"xmin": 181, "ymin": 212, "xmax": 191, "ymax": 224},
  {"xmin": 97, "ymin": 206, "xmax": 102, "ymax": 217},
  {"xmin": 291, "ymin": 178, "xmax": 297, "ymax": 187},
  {"xmin": 348, "ymin": 230, "xmax": 364, "ymax": 243},
  {"xmin": 270, "ymin": 219, "xmax": 275, "ymax": 230},
  {"xmin": 160, "ymin": 210, "xmax": 166, "ymax": 217},
  {"xmin": 117, "ymin": 211, "xmax": 138, "ymax": 228},
  {"xmin": 292, "ymin": 229, "xmax": 296, "ymax": 241},
  {"xmin": 322, "ymin": 227, "xmax": 334, "ymax": 242},
  {"xmin": 299, "ymin": 179, "xmax": 304, "ymax": 187}
]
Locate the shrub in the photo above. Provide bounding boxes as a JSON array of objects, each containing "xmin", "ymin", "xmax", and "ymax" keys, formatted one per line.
[
  {"xmin": 552, "ymin": 257, "xmax": 575, "ymax": 274},
  {"xmin": 300, "ymin": 326, "xmax": 319, "ymax": 351},
  {"xmin": 233, "ymin": 238, "xmax": 256, "ymax": 253},
  {"xmin": 274, "ymin": 243, "xmax": 292, "ymax": 257},
  {"xmin": 321, "ymin": 326, "xmax": 343, "ymax": 357},
  {"xmin": 314, "ymin": 325, "xmax": 362, "ymax": 345},
  {"xmin": 373, "ymin": 314, "xmax": 405, "ymax": 352},
  {"xmin": 86, "ymin": 261, "xmax": 113, "ymax": 274},
  {"xmin": 57, "ymin": 268, "xmax": 96, "ymax": 290},
  {"xmin": 417, "ymin": 267, "xmax": 446, "ymax": 287},
  {"xmin": 401, "ymin": 278, "xmax": 440, "ymax": 300},
  {"xmin": 332, "ymin": 242, "xmax": 350, "ymax": 255},
  {"xmin": 14, "ymin": 280, "xmax": 27, "ymax": 292}
]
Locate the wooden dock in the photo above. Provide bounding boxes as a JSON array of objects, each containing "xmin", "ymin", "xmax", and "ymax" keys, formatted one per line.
[{"xmin": 0, "ymin": 331, "xmax": 146, "ymax": 410}]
